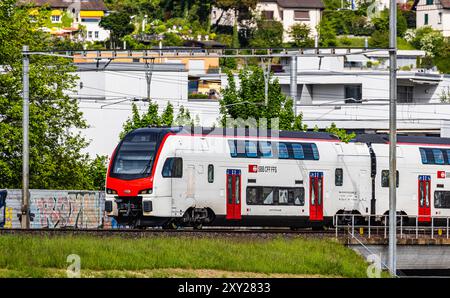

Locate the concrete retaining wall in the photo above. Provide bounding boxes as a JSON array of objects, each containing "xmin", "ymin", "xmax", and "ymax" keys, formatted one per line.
[{"xmin": 0, "ymin": 189, "xmax": 116, "ymax": 229}]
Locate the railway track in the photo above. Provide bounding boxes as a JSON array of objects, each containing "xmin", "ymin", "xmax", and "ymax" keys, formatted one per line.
[{"xmin": 0, "ymin": 227, "xmax": 339, "ymax": 238}]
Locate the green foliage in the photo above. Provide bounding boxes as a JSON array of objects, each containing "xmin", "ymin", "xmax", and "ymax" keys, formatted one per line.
[
  {"xmin": 289, "ymin": 24, "xmax": 314, "ymax": 48},
  {"xmin": 0, "ymin": 235, "xmax": 382, "ymax": 277},
  {"xmin": 120, "ymin": 102, "xmax": 195, "ymax": 139},
  {"xmin": 325, "ymin": 123, "xmax": 356, "ymax": 143},
  {"xmin": 249, "ymin": 20, "xmax": 284, "ymax": 48},
  {"xmin": 219, "ymin": 66, "xmax": 306, "ymax": 131},
  {"xmin": 99, "ymin": 12, "xmax": 135, "ymax": 46},
  {"xmin": 174, "ymin": 105, "xmax": 194, "ymax": 126},
  {"xmin": 0, "ymin": 0, "xmax": 104, "ymax": 189},
  {"xmin": 189, "ymin": 93, "xmax": 210, "ymax": 99},
  {"xmin": 369, "ymin": 30, "xmax": 389, "ymax": 48},
  {"xmin": 120, "ymin": 101, "xmax": 164, "ymax": 139},
  {"xmin": 318, "ymin": 17, "xmax": 337, "ymax": 47},
  {"xmin": 161, "ymin": 102, "xmax": 174, "ymax": 126}
]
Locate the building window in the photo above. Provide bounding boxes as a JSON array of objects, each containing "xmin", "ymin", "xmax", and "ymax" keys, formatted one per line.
[
  {"xmin": 51, "ymin": 15, "xmax": 60, "ymax": 23},
  {"xmin": 335, "ymin": 168, "xmax": 343, "ymax": 186},
  {"xmin": 207, "ymin": 164, "xmax": 214, "ymax": 183},
  {"xmin": 95, "ymin": 31, "xmax": 99, "ymax": 39},
  {"xmin": 381, "ymin": 170, "xmax": 399, "ymax": 188},
  {"xmin": 426, "ymin": 0, "xmax": 433, "ymax": 5},
  {"xmin": 88, "ymin": 31, "xmax": 93, "ymax": 38},
  {"xmin": 397, "ymin": 86, "xmax": 414, "ymax": 103},
  {"xmin": 438, "ymin": 12, "xmax": 442, "ymax": 24},
  {"xmin": 424, "ymin": 14, "xmax": 429, "ymax": 25},
  {"xmin": 344, "ymin": 85, "xmax": 362, "ymax": 102},
  {"xmin": 294, "ymin": 10, "xmax": 310, "ymax": 21},
  {"xmin": 262, "ymin": 10, "xmax": 274, "ymax": 20}
]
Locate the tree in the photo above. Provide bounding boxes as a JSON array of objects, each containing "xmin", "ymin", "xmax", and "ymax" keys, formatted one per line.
[
  {"xmin": 174, "ymin": 105, "xmax": 194, "ymax": 126},
  {"xmin": 249, "ymin": 20, "xmax": 284, "ymax": 48},
  {"xmin": 119, "ymin": 101, "xmax": 163, "ymax": 139},
  {"xmin": 289, "ymin": 24, "xmax": 314, "ymax": 48},
  {"xmin": 0, "ymin": 0, "xmax": 104, "ymax": 189},
  {"xmin": 219, "ymin": 66, "xmax": 305, "ymax": 130},
  {"xmin": 99, "ymin": 12, "xmax": 135, "ymax": 47},
  {"xmin": 318, "ymin": 17, "xmax": 337, "ymax": 47},
  {"xmin": 325, "ymin": 123, "xmax": 356, "ymax": 143},
  {"xmin": 161, "ymin": 102, "xmax": 174, "ymax": 126}
]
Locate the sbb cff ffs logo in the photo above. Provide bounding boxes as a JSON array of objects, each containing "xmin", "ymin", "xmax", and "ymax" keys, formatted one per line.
[
  {"xmin": 249, "ymin": 165, "xmax": 258, "ymax": 173},
  {"xmin": 438, "ymin": 171, "xmax": 449, "ymax": 179}
]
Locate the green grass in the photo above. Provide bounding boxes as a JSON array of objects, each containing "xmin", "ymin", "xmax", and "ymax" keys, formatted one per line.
[{"xmin": 0, "ymin": 235, "xmax": 382, "ymax": 278}]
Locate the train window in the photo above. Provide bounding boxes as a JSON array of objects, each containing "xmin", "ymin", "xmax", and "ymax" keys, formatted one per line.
[
  {"xmin": 262, "ymin": 187, "xmax": 274, "ymax": 205},
  {"xmin": 419, "ymin": 148, "xmax": 428, "ymax": 164},
  {"xmin": 246, "ymin": 187, "xmax": 304, "ymax": 206},
  {"xmin": 245, "ymin": 141, "xmax": 258, "ymax": 158},
  {"xmin": 278, "ymin": 189, "xmax": 289, "ymax": 204},
  {"xmin": 259, "ymin": 142, "xmax": 273, "ymax": 158},
  {"xmin": 433, "ymin": 149, "xmax": 445, "ymax": 165},
  {"xmin": 235, "ymin": 177, "xmax": 240, "ymax": 204},
  {"xmin": 162, "ymin": 157, "xmax": 183, "ymax": 178},
  {"xmin": 247, "ymin": 187, "xmax": 259, "ymax": 205},
  {"xmin": 292, "ymin": 144, "xmax": 305, "ymax": 159},
  {"xmin": 293, "ymin": 188, "xmax": 305, "ymax": 206},
  {"xmin": 227, "ymin": 175, "xmax": 233, "ymax": 204},
  {"xmin": 381, "ymin": 170, "xmax": 399, "ymax": 188},
  {"xmin": 228, "ymin": 140, "xmax": 237, "ymax": 157},
  {"xmin": 208, "ymin": 164, "xmax": 214, "ymax": 183},
  {"xmin": 434, "ymin": 191, "xmax": 450, "ymax": 209},
  {"xmin": 335, "ymin": 168, "xmax": 343, "ymax": 186},
  {"xmin": 278, "ymin": 143, "xmax": 289, "ymax": 159},
  {"xmin": 311, "ymin": 144, "xmax": 320, "ymax": 160},
  {"xmin": 447, "ymin": 150, "xmax": 450, "ymax": 163}
]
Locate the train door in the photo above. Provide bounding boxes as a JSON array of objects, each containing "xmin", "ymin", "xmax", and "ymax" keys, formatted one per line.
[
  {"xmin": 418, "ymin": 175, "xmax": 431, "ymax": 223},
  {"xmin": 226, "ymin": 169, "xmax": 241, "ymax": 220},
  {"xmin": 309, "ymin": 172, "xmax": 324, "ymax": 221}
]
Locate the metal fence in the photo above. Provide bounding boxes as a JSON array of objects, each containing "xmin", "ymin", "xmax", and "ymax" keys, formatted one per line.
[{"xmin": 334, "ymin": 214, "xmax": 450, "ymax": 239}]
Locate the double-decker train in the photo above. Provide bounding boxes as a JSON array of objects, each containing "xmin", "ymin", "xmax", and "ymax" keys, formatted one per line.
[{"xmin": 104, "ymin": 126, "xmax": 450, "ymax": 228}]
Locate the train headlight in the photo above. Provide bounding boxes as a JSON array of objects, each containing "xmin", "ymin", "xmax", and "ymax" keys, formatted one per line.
[
  {"xmin": 106, "ymin": 188, "xmax": 117, "ymax": 194},
  {"xmin": 139, "ymin": 188, "xmax": 153, "ymax": 195}
]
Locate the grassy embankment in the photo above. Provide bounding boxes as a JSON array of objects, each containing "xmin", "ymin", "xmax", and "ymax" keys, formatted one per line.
[{"xmin": 0, "ymin": 235, "xmax": 384, "ymax": 278}]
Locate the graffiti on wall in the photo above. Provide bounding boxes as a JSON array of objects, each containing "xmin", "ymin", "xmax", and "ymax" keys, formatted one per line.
[{"xmin": 1, "ymin": 190, "xmax": 113, "ymax": 229}]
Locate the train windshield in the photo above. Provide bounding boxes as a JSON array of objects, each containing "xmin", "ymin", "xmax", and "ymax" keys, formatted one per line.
[{"xmin": 111, "ymin": 132, "xmax": 159, "ymax": 180}]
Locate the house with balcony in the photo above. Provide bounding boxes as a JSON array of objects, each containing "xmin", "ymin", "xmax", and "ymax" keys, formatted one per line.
[
  {"xmin": 19, "ymin": 0, "xmax": 110, "ymax": 42},
  {"xmin": 210, "ymin": 0, "xmax": 324, "ymax": 42},
  {"xmin": 413, "ymin": 0, "xmax": 450, "ymax": 36}
]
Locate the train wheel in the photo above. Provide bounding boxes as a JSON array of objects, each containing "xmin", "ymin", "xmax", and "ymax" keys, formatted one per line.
[{"xmin": 193, "ymin": 223, "xmax": 203, "ymax": 230}]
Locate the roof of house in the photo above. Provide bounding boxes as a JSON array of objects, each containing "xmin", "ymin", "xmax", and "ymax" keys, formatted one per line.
[
  {"xmin": 17, "ymin": 0, "xmax": 107, "ymax": 11},
  {"xmin": 260, "ymin": 0, "xmax": 325, "ymax": 9},
  {"xmin": 412, "ymin": 0, "xmax": 450, "ymax": 10}
]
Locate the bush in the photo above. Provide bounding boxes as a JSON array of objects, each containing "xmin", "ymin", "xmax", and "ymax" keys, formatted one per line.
[
  {"xmin": 289, "ymin": 23, "xmax": 314, "ymax": 47},
  {"xmin": 188, "ymin": 93, "xmax": 210, "ymax": 99}
]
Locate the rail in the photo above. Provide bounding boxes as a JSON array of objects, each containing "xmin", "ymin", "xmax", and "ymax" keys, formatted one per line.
[{"xmin": 334, "ymin": 214, "xmax": 450, "ymax": 239}]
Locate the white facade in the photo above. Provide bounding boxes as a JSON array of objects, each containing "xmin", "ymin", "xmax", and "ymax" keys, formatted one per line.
[
  {"xmin": 416, "ymin": 0, "xmax": 450, "ymax": 37},
  {"xmin": 78, "ymin": 18, "xmax": 110, "ymax": 42},
  {"xmin": 210, "ymin": 0, "xmax": 323, "ymax": 42},
  {"xmin": 256, "ymin": 1, "xmax": 322, "ymax": 41}
]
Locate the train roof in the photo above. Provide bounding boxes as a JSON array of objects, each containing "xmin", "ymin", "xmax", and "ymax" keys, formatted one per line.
[
  {"xmin": 131, "ymin": 126, "xmax": 339, "ymax": 140},
  {"xmin": 353, "ymin": 134, "xmax": 450, "ymax": 145}
]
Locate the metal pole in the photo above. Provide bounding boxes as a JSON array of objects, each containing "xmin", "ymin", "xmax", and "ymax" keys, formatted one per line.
[
  {"xmin": 388, "ymin": 0, "xmax": 398, "ymax": 276},
  {"xmin": 290, "ymin": 55, "xmax": 297, "ymax": 116},
  {"xmin": 21, "ymin": 45, "xmax": 30, "ymax": 229}
]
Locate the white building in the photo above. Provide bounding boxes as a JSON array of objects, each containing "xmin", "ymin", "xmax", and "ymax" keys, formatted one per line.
[
  {"xmin": 414, "ymin": 0, "xmax": 450, "ymax": 37},
  {"xmin": 210, "ymin": 0, "xmax": 324, "ymax": 42}
]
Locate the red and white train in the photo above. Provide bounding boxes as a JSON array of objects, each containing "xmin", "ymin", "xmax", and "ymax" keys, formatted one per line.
[{"xmin": 104, "ymin": 127, "xmax": 450, "ymax": 228}]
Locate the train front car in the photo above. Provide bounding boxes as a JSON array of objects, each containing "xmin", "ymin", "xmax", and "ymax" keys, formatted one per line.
[{"xmin": 105, "ymin": 127, "xmax": 176, "ymax": 227}]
